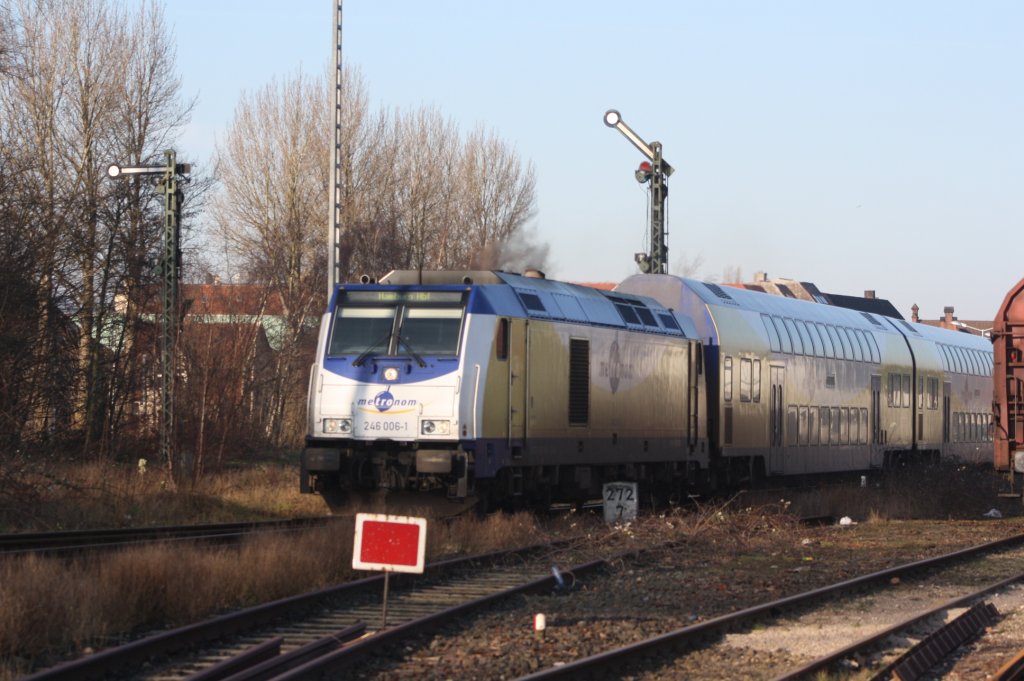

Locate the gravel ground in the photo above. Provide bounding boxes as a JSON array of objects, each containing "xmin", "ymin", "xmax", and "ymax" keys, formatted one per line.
[{"xmin": 346, "ymin": 516, "xmax": 1024, "ymax": 681}]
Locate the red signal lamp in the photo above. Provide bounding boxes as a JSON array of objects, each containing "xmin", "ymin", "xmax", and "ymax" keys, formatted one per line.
[{"xmin": 635, "ymin": 160, "xmax": 652, "ymax": 184}]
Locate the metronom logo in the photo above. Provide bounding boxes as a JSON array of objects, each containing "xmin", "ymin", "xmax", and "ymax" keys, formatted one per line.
[{"xmin": 357, "ymin": 390, "xmax": 418, "ymax": 413}]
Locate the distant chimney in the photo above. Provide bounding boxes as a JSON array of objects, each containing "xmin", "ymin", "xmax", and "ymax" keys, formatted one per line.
[
  {"xmin": 754, "ymin": 271, "xmax": 768, "ymax": 283},
  {"xmin": 911, "ymin": 304, "xmax": 919, "ymax": 323},
  {"xmin": 944, "ymin": 306, "xmax": 955, "ymax": 324},
  {"xmin": 864, "ymin": 290, "xmax": 875, "ymax": 299}
]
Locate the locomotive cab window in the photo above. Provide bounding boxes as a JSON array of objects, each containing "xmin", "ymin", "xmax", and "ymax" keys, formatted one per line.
[{"xmin": 328, "ymin": 290, "xmax": 466, "ymax": 358}]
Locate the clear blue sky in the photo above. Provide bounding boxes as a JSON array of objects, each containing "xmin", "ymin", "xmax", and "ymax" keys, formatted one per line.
[{"xmin": 158, "ymin": 0, "xmax": 1022, "ymax": 323}]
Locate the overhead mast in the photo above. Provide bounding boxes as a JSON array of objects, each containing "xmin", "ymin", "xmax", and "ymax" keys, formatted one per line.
[
  {"xmin": 328, "ymin": 1, "xmax": 344, "ymax": 301},
  {"xmin": 603, "ymin": 110, "xmax": 674, "ymax": 274}
]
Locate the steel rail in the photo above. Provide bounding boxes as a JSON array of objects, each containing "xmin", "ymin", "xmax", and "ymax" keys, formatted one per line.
[
  {"xmin": 515, "ymin": 532, "xmax": 1024, "ymax": 680},
  {"xmin": 19, "ymin": 539, "xmax": 577, "ymax": 681},
  {"xmin": 186, "ymin": 623, "xmax": 366, "ymax": 681},
  {"xmin": 775, "ymin": 572, "xmax": 1023, "ymax": 680},
  {"xmin": 0, "ymin": 516, "xmax": 339, "ymax": 555},
  {"xmin": 995, "ymin": 648, "xmax": 1024, "ymax": 681},
  {"xmin": 269, "ymin": 559, "xmax": 610, "ymax": 680},
  {"xmin": 267, "ymin": 540, "xmax": 686, "ymax": 680}
]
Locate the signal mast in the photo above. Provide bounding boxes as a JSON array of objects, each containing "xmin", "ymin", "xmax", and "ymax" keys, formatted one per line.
[{"xmin": 603, "ymin": 110, "xmax": 674, "ymax": 274}]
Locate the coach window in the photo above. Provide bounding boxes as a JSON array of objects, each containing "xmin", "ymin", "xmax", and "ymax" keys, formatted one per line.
[
  {"xmin": 863, "ymin": 331, "xmax": 880, "ymax": 363},
  {"xmin": 752, "ymin": 360, "xmax": 762, "ymax": 402},
  {"xmin": 831, "ymin": 407, "xmax": 841, "ymax": 443},
  {"xmin": 917, "ymin": 377, "xmax": 924, "ymax": 410},
  {"xmin": 784, "ymin": 318, "xmax": 804, "ymax": 355},
  {"xmin": 796, "ymin": 321, "xmax": 815, "ymax": 356},
  {"xmin": 837, "ymin": 328, "xmax": 855, "ymax": 361},
  {"xmin": 963, "ymin": 349, "xmax": 976, "ymax": 375},
  {"xmin": 762, "ymin": 314, "xmax": 781, "ymax": 352},
  {"xmin": 970, "ymin": 350, "xmax": 982, "ymax": 375},
  {"xmin": 740, "ymin": 358, "xmax": 752, "ymax": 402},
  {"xmin": 952, "ymin": 347, "xmax": 964, "ymax": 374},
  {"xmin": 901, "ymin": 374, "xmax": 911, "ymax": 408},
  {"xmin": 826, "ymin": 326, "xmax": 844, "ymax": 359},
  {"xmin": 820, "ymin": 406, "xmax": 831, "ymax": 444},
  {"xmin": 887, "ymin": 373, "xmax": 898, "ymax": 407},
  {"xmin": 495, "ymin": 319, "xmax": 509, "ymax": 360},
  {"xmin": 860, "ymin": 408, "xmax": 869, "ymax": 443},
  {"xmin": 853, "ymin": 329, "xmax": 870, "ymax": 362},
  {"xmin": 771, "ymin": 317, "xmax": 792, "ymax": 354},
  {"xmin": 798, "ymin": 407, "xmax": 808, "ymax": 445},
  {"xmin": 808, "ymin": 406, "xmax": 819, "ymax": 445},
  {"xmin": 927, "ymin": 377, "xmax": 938, "ymax": 409},
  {"xmin": 787, "ymin": 406, "xmax": 798, "ymax": 446},
  {"xmin": 815, "ymin": 323, "xmax": 835, "ymax": 358},
  {"xmin": 723, "ymin": 356, "xmax": 733, "ymax": 402},
  {"xmin": 805, "ymin": 322, "xmax": 823, "ymax": 357}
]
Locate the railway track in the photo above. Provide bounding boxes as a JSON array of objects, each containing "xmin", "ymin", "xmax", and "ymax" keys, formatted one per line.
[
  {"xmin": 0, "ymin": 517, "xmax": 338, "ymax": 556},
  {"xmin": 20, "ymin": 536, "xmax": 612, "ymax": 681},
  {"xmin": 515, "ymin": 532, "xmax": 1024, "ymax": 680}
]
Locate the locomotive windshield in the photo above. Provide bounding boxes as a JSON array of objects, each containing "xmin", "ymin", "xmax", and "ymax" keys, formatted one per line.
[{"xmin": 328, "ymin": 290, "xmax": 466, "ymax": 358}]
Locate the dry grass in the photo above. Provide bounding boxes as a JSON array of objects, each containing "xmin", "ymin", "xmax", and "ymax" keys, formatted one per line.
[
  {"xmin": 0, "ymin": 509, "xmax": 564, "ymax": 680},
  {"xmin": 0, "ymin": 456, "xmax": 326, "ymax": 532},
  {"xmin": 1, "ymin": 457, "xmax": 1017, "ymax": 679},
  {"xmin": 739, "ymin": 463, "xmax": 1021, "ymax": 523}
]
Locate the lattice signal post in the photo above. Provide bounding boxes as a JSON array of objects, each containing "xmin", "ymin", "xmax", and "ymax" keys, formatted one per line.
[
  {"xmin": 603, "ymin": 110, "xmax": 674, "ymax": 275},
  {"xmin": 107, "ymin": 151, "xmax": 191, "ymax": 475},
  {"xmin": 327, "ymin": 0, "xmax": 345, "ymax": 300}
]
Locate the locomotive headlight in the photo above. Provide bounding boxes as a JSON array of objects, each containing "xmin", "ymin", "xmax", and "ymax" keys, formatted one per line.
[
  {"xmin": 421, "ymin": 419, "xmax": 451, "ymax": 435},
  {"xmin": 323, "ymin": 418, "xmax": 352, "ymax": 434},
  {"xmin": 383, "ymin": 367, "xmax": 399, "ymax": 381}
]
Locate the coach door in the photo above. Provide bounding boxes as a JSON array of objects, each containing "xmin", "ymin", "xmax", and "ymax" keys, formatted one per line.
[
  {"xmin": 687, "ymin": 343, "xmax": 699, "ymax": 449},
  {"xmin": 769, "ymin": 366, "xmax": 785, "ymax": 474},
  {"xmin": 942, "ymin": 381, "xmax": 951, "ymax": 449},
  {"xmin": 508, "ymin": 318, "xmax": 528, "ymax": 457},
  {"xmin": 870, "ymin": 375, "xmax": 882, "ymax": 466}
]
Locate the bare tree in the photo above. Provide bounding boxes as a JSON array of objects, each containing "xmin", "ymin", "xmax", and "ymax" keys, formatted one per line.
[
  {"xmin": 212, "ymin": 70, "xmax": 329, "ymax": 445},
  {"xmin": 457, "ymin": 126, "xmax": 537, "ymax": 269},
  {"xmin": 671, "ymin": 252, "xmax": 705, "ymax": 278},
  {"xmin": 1, "ymin": 0, "xmax": 192, "ymax": 463}
]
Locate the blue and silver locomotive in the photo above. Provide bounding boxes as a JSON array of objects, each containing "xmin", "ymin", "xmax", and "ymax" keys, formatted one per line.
[{"xmin": 300, "ymin": 269, "xmax": 707, "ymax": 508}]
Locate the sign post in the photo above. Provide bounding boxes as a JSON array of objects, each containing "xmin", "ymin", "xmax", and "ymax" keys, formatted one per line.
[
  {"xmin": 602, "ymin": 481, "xmax": 639, "ymax": 524},
  {"xmin": 353, "ymin": 513, "xmax": 428, "ymax": 627}
]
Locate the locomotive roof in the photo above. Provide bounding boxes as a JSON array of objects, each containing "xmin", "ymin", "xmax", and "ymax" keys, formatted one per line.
[{"xmin": 368, "ymin": 270, "xmax": 699, "ymax": 338}]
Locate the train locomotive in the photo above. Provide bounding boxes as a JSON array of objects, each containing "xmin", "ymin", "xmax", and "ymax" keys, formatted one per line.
[
  {"xmin": 301, "ymin": 269, "xmax": 707, "ymax": 508},
  {"xmin": 301, "ymin": 270, "xmax": 994, "ymax": 509}
]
